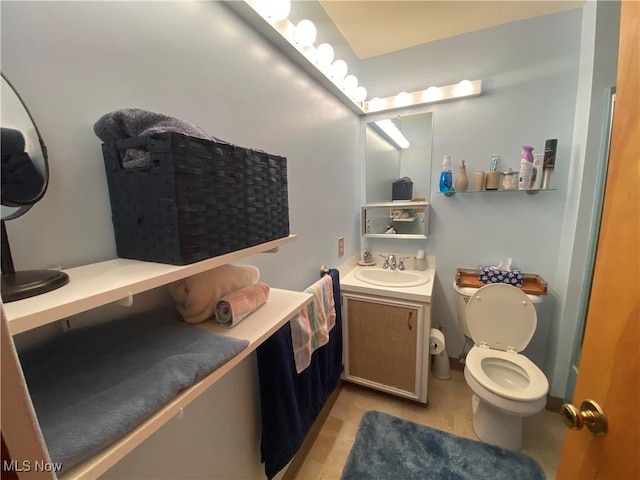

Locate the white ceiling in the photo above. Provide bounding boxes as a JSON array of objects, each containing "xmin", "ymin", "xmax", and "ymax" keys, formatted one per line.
[{"xmin": 318, "ymin": 1, "xmax": 585, "ymax": 59}]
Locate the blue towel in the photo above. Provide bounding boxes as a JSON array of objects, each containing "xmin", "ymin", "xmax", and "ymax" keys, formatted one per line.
[
  {"xmin": 18, "ymin": 310, "xmax": 248, "ymax": 474},
  {"xmin": 256, "ymin": 269, "xmax": 343, "ymax": 479}
]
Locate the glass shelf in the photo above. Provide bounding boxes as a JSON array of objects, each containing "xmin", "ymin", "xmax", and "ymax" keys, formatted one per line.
[{"xmin": 438, "ymin": 188, "xmax": 557, "ymax": 195}]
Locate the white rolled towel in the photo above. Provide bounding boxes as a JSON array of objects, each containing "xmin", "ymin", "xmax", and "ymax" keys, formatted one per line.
[{"xmin": 169, "ymin": 264, "xmax": 260, "ymax": 324}]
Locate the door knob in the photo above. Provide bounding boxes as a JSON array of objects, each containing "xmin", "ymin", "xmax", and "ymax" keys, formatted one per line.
[{"xmin": 560, "ymin": 399, "xmax": 608, "ymax": 436}]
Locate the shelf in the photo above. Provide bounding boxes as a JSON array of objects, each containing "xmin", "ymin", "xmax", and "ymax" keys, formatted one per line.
[
  {"xmin": 363, "ymin": 201, "xmax": 428, "ymax": 208},
  {"xmin": 438, "ymin": 188, "xmax": 557, "ymax": 194},
  {"xmin": 390, "ymin": 217, "xmax": 417, "ymax": 222},
  {"xmin": 364, "ymin": 234, "xmax": 427, "ymax": 239},
  {"xmin": 5, "ymin": 235, "xmax": 297, "ymax": 335},
  {"xmin": 60, "ymin": 288, "xmax": 313, "ymax": 480}
]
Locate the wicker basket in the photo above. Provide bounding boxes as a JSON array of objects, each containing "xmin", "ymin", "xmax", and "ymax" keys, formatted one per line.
[{"xmin": 101, "ymin": 132, "xmax": 289, "ymax": 265}]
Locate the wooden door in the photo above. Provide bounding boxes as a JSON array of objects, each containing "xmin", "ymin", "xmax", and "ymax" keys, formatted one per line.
[
  {"xmin": 345, "ymin": 296, "xmax": 419, "ymax": 396},
  {"xmin": 557, "ymin": 2, "xmax": 639, "ymax": 478}
]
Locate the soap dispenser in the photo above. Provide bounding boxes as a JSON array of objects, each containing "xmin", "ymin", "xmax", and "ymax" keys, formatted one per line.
[
  {"xmin": 439, "ymin": 155, "xmax": 453, "ymax": 194},
  {"xmin": 454, "ymin": 160, "xmax": 469, "ymax": 192}
]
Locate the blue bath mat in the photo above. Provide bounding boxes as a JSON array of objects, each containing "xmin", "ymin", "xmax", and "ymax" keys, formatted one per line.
[{"xmin": 342, "ymin": 411, "xmax": 545, "ymax": 480}]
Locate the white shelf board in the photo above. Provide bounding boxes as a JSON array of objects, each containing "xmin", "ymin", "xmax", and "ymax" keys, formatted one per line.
[
  {"xmin": 5, "ymin": 235, "xmax": 297, "ymax": 335},
  {"xmin": 364, "ymin": 234, "xmax": 427, "ymax": 239},
  {"xmin": 60, "ymin": 287, "xmax": 312, "ymax": 480},
  {"xmin": 390, "ymin": 217, "xmax": 417, "ymax": 222},
  {"xmin": 363, "ymin": 201, "xmax": 428, "ymax": 208}
]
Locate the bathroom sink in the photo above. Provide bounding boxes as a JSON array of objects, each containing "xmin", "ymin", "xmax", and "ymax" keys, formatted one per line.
[{"xmin": 354, "ymin": 268, "xmax": 430, "ymax": 287}]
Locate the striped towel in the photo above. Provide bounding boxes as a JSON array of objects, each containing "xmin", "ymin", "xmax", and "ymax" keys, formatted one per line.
[{"xmin": 290, "ymin": 275, "xmax": 336, "ymax": 373}]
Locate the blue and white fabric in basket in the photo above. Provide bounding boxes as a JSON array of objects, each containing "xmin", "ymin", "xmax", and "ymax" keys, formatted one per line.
[{"xmin": 478, "ymin": 265, "xmax": 524, "ymax": 287}]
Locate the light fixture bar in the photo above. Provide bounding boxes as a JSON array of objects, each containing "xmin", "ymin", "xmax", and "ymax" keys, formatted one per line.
[
  {"xmin": 225, "ymin": 2, "xmax": 483, "ymax": 116},
  {"xmin": 365, "ymin": 80, "xmax": 483, "ymax": 114}
]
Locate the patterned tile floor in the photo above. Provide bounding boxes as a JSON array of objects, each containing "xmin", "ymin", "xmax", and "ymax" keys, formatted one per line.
[{"xmin": 294, "ymin": 370, "xmax": 566, "ymax": 479}]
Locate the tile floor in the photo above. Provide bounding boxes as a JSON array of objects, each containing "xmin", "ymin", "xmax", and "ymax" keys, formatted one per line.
[{"xmin": 294, "ymin": 370, "xmax": 566, "ymax": 479}]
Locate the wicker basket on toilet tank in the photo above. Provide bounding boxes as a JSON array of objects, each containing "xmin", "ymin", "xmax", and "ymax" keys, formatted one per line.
[{"xmin": 101, "ymin": 132, "xmax": 289, "ymax": 265}]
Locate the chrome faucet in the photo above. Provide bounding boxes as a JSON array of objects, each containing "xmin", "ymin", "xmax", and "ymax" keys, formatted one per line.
[
  {"xmin": 380, "ymin": 254, "xmax": 398, "ymax": 270},
  {"xmin": 398, "ymin": 257, "xmax": 410, "ymax": 271}
]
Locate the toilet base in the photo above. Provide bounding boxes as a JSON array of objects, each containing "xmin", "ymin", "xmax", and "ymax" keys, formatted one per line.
[{"xmin": 471, "ymin": 394, "xmax": 523, "ymax": 451}]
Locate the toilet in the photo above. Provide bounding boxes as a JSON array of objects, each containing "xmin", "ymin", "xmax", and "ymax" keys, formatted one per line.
[{"xmin": 452, "ymin": 282, "xmax": 548, "ymax": 451}]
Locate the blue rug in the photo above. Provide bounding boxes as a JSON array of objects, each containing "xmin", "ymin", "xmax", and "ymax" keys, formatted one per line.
[{"xmin": 341, "ymin": 411, "xmax": 545, "ymax": 480}]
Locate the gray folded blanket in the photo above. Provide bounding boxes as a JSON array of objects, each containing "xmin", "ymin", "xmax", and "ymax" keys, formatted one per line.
[
  {"xmin": 93, "ymin": 108, "xmax": 216, "ymax": 168},
  {"xmin": 18, "ymin": 310, "xmax": 249, "ymax": 474}
]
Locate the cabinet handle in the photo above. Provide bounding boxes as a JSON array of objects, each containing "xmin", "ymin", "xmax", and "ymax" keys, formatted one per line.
[{"xmin": 408, "ymin": 312, "xmax": 413, "ymax": 330}]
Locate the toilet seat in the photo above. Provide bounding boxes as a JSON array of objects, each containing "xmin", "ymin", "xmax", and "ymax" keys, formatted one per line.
[
  {"xmin": 465, "ymin": 346, "xmax": 548, "ymax": 401},
  {"xmin": 464, "ymin": 283, "xmax": 548, "ymax": 402}
]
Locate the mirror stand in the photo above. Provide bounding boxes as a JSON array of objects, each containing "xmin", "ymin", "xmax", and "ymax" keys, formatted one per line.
[{"xmin": 1, "ymin": 220, "xmax": 69, "ymax": 302}]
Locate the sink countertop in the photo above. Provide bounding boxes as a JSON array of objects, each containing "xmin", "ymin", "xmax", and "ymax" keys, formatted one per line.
[{"xmin": 340, "ymin": 255, "xmax": 435, "ymax": 303}]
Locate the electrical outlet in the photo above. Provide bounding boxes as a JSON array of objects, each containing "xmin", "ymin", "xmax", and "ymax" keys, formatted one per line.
[{"xmin": 338, "ymin": 237, "xmax": 345, "ymax": 257}]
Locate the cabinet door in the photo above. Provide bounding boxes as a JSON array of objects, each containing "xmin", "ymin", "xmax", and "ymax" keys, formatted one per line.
[{"xmin": 345, "ymin": 297, "xmax": 421, "ymax": 396}]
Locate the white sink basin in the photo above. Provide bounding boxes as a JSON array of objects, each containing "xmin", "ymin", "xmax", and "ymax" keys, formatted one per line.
[{"xmin": 354, "ymin": 268, "xmax": 430, "ymax": 287}]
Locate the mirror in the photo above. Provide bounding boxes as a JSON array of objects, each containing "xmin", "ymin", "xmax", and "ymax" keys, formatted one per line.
[
  {"xmin": 365, "ymin": 112, "xmax": 433, "ymax": 203},
  {"xmin": 1, "ymin": 72, "xmax": 69, "ymax": 302}
]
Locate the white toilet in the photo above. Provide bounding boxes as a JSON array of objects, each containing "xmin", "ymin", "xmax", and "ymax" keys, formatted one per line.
[{"xmin": 452, "ymin": 282, "xmax": 549, "ymax": 451}]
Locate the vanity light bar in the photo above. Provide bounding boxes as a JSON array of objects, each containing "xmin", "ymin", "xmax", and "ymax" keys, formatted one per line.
[
  {"xmin": 365, "ymin": 80, "xmax": 483, "ymax": 114},
  {"xmin": 234, "ymin": 1, "xmax": 482, "ymax": 116},
  {"xmin": 374, "ymin": 119, "xmax": 410, "ymax": 149}
]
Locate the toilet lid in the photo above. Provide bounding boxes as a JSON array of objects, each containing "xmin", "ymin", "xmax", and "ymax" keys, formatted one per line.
[{"xmin": 466, "ymin": 283, "xmax": 537, "ymax": 352}]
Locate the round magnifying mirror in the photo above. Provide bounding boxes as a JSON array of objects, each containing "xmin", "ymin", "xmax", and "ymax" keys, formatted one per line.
[{"xmin": 1, "ymin": 72, "xmax": 69, "ymax": 302}]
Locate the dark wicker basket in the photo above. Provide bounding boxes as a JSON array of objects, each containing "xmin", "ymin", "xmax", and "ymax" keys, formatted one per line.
[{"xmin": 101, "ymin": 132, "xmax": 289, "ymax": 265}]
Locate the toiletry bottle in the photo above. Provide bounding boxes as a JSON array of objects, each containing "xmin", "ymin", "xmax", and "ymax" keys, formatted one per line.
[
  {"xmin": 439, "ymin": 155, "xmax": 453, "ymax": 193},
  {"xmin": 518, "ymin": 146, "xmax": 534, "ymax": 190},
  {"xmin": 531, "ymin": 154, "xmax": 543, "ymax": 190},
  {"xmin": 454, "ymin": 160, "xmax": 469, "ymax": 192},
  {"xmin": 542, "ymin": 138, "xmax": 557, "ymax": 189}
]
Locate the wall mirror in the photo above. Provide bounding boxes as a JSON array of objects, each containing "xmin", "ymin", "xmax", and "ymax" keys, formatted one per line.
[
  {"xmin": 363, "ymin": 112, "xmax": 432, "ymax": 239},
  {"xmin": 1, "ymin": 72, "xmax": 69, "ymax": 302},
  {"xmin": 365, "ymin": 112, "xmax": 433, "ymax": 203}
]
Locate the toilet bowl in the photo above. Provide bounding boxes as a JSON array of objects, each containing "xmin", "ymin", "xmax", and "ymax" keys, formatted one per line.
[{"xmin": 455, "ymin": 283, "xmax": 548, "ymax": 451}]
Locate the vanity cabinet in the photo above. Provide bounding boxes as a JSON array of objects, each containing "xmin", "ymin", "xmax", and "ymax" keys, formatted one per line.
[
  {"xmin": 362, "ymin": 201, "xmax": 429, "ymax": 239},
  {"xmin": 342, "ymin": 292, "xmax": 431, "ymax": 403}
]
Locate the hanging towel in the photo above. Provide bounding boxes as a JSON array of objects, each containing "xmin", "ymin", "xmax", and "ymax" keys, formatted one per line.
[
  {"xmin": 169, "ymin": 264, "xmax": 260, "ymax": 324},
  {"xmin": 214, "ymin": 282, "xmax": 271, "ymax": 328},
  {"xmin": 290, "ymin": 275, "xmax": 336, "ymax": 373},
  {"xmin": 256, "ymin": 269, "xmax": 342, "ymax": 479}
]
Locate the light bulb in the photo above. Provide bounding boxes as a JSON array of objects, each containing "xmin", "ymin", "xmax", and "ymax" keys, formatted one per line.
[
  {"xmin": 395, "ymin": 91, "xmax": 410, "ymax": 106},
  {"xmin": 314, "ymin": 43, "xmax": 334, "ymax": 66},
  {"xmin": 343, "ymin": 75, "xmax": 358, "ymax": 94},
  {"xmin": 368, "ymin": 97, "xmax": 383, "ymax": 111},
  {"xmin": 423, "ymin": 86, "xmax": 442, "ymax": 102},
  {"xmin": 294, "ymin": 19, "xmax": 316, "ymax": 47},
  {"xmin": 330, "ymin": 59, "xmax": 348, "ymax": 81},
  {"xmin": 354, "ymin": 86, "xmax": 368, "ymax": 102},
  {"xmin": 455, "ymin": 80, "xmax": 473, "ymax": 96},
  {"xmin": 269, "ymin": 0, "xmax": 291, "ymax": 21}
]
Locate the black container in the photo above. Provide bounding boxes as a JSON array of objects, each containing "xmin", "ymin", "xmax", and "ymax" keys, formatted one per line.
[
  {"xmin": 543, "ymin": 139, "xmax": 557, "ymax": 167},
  {"xmin": 392, "ymin": 178, "xmax": 413, "ymax": 200},
  {"xmin": 101, "ymin": 132, "xmax": 289, "ymax": 265}
]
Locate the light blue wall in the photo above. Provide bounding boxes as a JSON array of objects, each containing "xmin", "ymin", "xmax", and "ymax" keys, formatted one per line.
[
  {"xmin": 2, "ymin": 2, "xmax": 360, "ymax": 478},
  {"xmin": 360, "ymin": 9, "xmax": 584, "ymax": 379},
  {"xmin": 1, "ymin": 1, "xmax": 620, "ymax": 476},
  {"xmin": 355, "ymin": 4, "xmax": 619, "ymax": 398}
]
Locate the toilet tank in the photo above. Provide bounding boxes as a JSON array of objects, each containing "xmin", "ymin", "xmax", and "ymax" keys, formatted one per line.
[{"xmin": 452, "ymin": 283, "xmax": 475, "ymax": 337}]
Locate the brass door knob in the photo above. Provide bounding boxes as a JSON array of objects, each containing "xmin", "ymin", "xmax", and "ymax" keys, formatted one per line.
[{"xmin": 560, "ymin": 399, "xmax": 608, "ymax": 436}]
